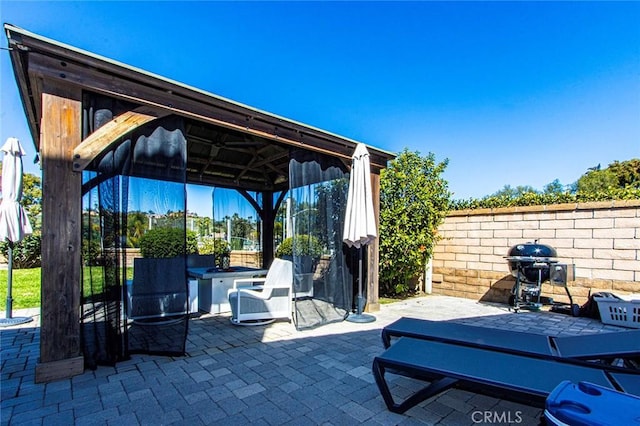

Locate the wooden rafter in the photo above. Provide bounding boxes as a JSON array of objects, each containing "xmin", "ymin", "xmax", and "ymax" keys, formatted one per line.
[
  {"xmin": 235, "ymin": 147, "xmax": 260, "ymax": 182},
  {"xmin": 72, "ymin": 109, "xmax": 162, "ymax": 171}
]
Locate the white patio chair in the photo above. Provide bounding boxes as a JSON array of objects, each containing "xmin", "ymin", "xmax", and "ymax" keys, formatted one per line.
[{"xmin": 227, "ymin": 258, "xmax": 293, "ymax": 326}]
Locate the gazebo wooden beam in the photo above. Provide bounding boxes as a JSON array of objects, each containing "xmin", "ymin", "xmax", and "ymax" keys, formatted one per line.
[
  {"xmin": 72, "ymin": 108, "xmax": 164, "ymax": 171},
  {"xmin": 25, "ymin": 52, "xmax": 393, "ymax": 171}
]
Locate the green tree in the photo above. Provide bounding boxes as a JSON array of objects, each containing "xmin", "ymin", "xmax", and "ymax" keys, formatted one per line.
[
  {"xmin": 379, "ymin": 149, "xmax": 451, "ymax": 296},
  {"xmin": 21, "ymin": 173, "xmax": 42, "ymax": 229},
  {"xmin": 196, "ymin": 216, "xmax": 212, "ymax": 236},
  {"xmin": 229, "ymin": 213, "xmax": 255, "ymax": 250},
  {"xmin": 607, "ymin": 159, "xmax": 640, "ymax": 188},
  {"xmin": 126, "ymin": 211, "xmax": 148, "ymax": 247},
  {"xmin": 0, "ymin": 173, "xmax": 42, "ymax": 268},
  {"xmin": 543, "ymin": 179, "xmax": 565, "ymax": 194},
  {"xmin": 576, "ymin": 169, "xmax": 618, "ymax": 193},
  {"xmin": 491, "ymin": 184, "xmax": 538, "ymax": 198},
  {"xmin": 575, "ymin": 159, "xmax": 640, "ymax": 193},
  {"xmin": 81, "ymin": 208, "xmax": 101, "ymax": 265}
]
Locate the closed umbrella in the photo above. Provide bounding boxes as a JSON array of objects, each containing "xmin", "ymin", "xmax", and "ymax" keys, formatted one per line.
[
  {"xmin": 0, "ymin": 137, "xmax": 33, "ymax": 327},
  {"xmin": 343, "ymin": 143, "xmax": 377, "ymax": 323}
]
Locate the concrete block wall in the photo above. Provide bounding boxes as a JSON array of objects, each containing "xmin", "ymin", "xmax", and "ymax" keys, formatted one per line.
[{"xmin": 432, "ymin": 200, "xmax": 640, "ymax": 305}]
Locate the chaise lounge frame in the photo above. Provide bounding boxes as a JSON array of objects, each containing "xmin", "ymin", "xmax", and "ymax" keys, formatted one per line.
[
  {"xmin": 373, "ymin": 336, "xmax": 639, "ymax": 414},
  {"xmin": 381, "ymin": 317, "xmax": 640, "ymax": 370}
]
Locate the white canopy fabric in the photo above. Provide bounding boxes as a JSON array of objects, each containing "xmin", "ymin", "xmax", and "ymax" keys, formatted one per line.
[
  {"xmin": 0, "ymin": 137, "xmax": 33, "ymax": 243},
  {"xmin": 343, "ymin": 143, "xmax": 377, "ymax": 248}
]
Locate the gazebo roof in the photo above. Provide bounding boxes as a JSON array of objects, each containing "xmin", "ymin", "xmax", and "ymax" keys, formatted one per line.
[{"xmin": 5, "ymin": 24, "xmax": 395, "ymax": 192}]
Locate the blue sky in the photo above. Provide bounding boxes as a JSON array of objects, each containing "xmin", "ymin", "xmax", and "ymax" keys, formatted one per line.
[{"xmin": 1, "ymin": 1, "xmax": 639, "ymax": 205}]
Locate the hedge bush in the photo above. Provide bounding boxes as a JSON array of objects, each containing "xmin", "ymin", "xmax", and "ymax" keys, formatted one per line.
[
  {"xmin": 450, "ymin": 187, "xmax": 640, "ymax": 211},
  {"xmin": 139, "ymin": 228, "xmax": 197, "ymax": 258}
]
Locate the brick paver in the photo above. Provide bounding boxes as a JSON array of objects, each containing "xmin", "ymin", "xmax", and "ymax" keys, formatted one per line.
[{"xmin": 1, "ymin": 296, "xmax": 632, "ymax": 425}]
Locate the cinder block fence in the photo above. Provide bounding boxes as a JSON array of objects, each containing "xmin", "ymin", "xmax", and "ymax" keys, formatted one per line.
[{"xmin": 432, "ymin": 200, "xmax": 640, "ymax": 306}]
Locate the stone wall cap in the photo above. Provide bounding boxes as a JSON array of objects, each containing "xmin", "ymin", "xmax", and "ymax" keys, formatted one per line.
[{"xmin": 448, "ymin": 200, "xmax": 640, "ymax": 217}]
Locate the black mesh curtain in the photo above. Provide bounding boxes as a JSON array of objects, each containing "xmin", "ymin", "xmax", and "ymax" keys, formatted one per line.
[
  {"xmin": 288, "ymin": 150, "xmax": 354, "ymax": 329},
  {"xmin": 81, "ymin": 95, "xmax": 130, "ymax": 368},
  {"xmin": 125, "ymin": 120, "xmax": 188, "ymax": 356},
  {"xmin": 82, "ymin": 170, "xmax": 125, "ymax": 368},
  {"xmin": 81, "ymin": 94, "xmax": 188, "ymax": 368},
  {"xmin": 212, "ymin": 187, "xmax": 263, "ymax": 268}
]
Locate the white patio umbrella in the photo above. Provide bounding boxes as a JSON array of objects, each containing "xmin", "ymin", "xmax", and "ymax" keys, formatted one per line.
[
  {"xmin": 0, "ymin": 137, "xmax": 33, "ymax": 327},
  {"xmin": 343, "ymin": 143, "xmax": 377, "ymax": 323}
]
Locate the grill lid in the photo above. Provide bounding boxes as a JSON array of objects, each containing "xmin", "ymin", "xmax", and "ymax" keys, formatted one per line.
[
  {"xmin": 506, "ymin": 240, "xmax": 557, "ymax": 259},
  {"xmin": 505, "ymin": 240, "xmax": 558, "ymax": 283}
]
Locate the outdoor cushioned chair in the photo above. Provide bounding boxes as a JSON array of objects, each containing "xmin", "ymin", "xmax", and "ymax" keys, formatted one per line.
[
  {"xmin": 382, "ymin": 317, "xmax": 640, "ymax": 370},
  {"xmin": 372, "ymin": 336, "xmax": 640, "ymax": 414},
  {"xmin": 227, "ymin": 258, "xmax": 293, "ymax": 325}
]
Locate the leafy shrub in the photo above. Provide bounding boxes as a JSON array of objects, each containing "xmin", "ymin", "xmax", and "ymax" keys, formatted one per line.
[
  {"xmin": 198, "ymin": 237, "xmax": 231, "ymax": 268},
  {"xmin": 82, "ymin": 238, "xmax": 102, "ymax": 266},
  {"xmin": 139, "ymin": 227, "xmax": 197, "ymax": 258},
  {"xmin": 198, "ymin": 237, "xmax": 231, "ymax": 256},
  {"xmin": 275, "ymin": 235, "xmax": 323, "ymax": 258},
  {"xmin": 0, "ymin": 233, "xmax": 41, "ymax": 268},
  {"xmin": 379, "ymin": 150, "xmax": 451, "ymax": 296}
]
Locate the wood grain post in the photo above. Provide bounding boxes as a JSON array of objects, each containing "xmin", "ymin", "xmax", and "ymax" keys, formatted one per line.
[
  {"xmin": 35, "ymin": 89, "xmax": 84, "ymax": 383},
  {"xmin": 261, "ymin": 191, "xmax": 275, "ymax": 269},
  {"xmin": 366, "ymin": 172, "xmax": 381, "ymax": 312}
]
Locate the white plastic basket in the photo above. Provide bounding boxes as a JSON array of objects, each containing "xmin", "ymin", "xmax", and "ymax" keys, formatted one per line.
[{"xmin": 595, "ymin": 295, "xmax": 640, "ymax": 329}]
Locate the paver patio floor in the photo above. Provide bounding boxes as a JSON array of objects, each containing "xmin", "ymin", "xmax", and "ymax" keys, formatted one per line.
[{"xmin": 1, "ymin": 295, "xmax": 631, "ymax": 425}]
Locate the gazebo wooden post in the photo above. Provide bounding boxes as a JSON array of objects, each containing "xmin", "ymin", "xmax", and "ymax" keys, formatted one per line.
[
  {"xmin": 261, "ymin": 191, "xmax": 275, "ymax": 268},
  {"xmin": 366, "ymin": 172, "xmax": 381, "ymax": 312},
  {"xmin": 35, "ymin": 87, "xmax": 85, "ymax": 383}
]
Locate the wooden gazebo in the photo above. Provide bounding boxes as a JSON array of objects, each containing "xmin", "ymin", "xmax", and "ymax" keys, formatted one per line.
[{"xmin": 4, "ymin": 24, "xmax": 394, "ymax": 382}]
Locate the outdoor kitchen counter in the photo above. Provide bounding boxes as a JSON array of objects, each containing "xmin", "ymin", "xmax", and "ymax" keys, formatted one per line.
[{"xmin": 188, "ymin": 267, "xmax": 268, "ymax": 314}]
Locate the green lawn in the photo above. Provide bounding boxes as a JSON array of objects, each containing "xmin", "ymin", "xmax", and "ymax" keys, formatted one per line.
[
  {"xmin": 0, "ymin": 267, "xmax": 41, "ymax": 310},
  {"xmin": 0, "ymin": 266, "xmax": 134, "ymax": 311},
  {"xmin": 2, "ymin": 266, "xmax": 409, "ymax": 311}
]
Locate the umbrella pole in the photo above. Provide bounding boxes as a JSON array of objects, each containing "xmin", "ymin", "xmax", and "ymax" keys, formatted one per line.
[
  {"xmin": 346, "ymin": 246, "xmax": 375, "ymax": 323},
  {"xmin": 5, "ymin": 243, "xmax": 13, "ymax": 319},
  {"xmin": 0, "ymin": 241, "xmax": 33, "ymax": 327},
  {"xmin": 357, "ymin": 248, "xmax": 363, "ymax": 315}
]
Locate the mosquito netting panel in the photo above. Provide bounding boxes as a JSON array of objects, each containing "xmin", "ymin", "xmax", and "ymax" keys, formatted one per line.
[
  {"xmin": 211, "ymin": 187, "xmax": 263, "ymax": 269},
  {"xmin": 125, "ymin": 172, "xmax": 188, "ymax": 357},
  {"xmin": 81, "ymin": 95, "xmax": 188, "ymax": 368},
  {"xmin": 287, "ymin": 150, "xmax": 353, "ymax": 329}
]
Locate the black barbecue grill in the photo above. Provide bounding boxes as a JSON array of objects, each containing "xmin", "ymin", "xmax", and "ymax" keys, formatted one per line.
[{"xmin": 505, "ymin": 240, "xmax": 577, "ymax": 314}]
